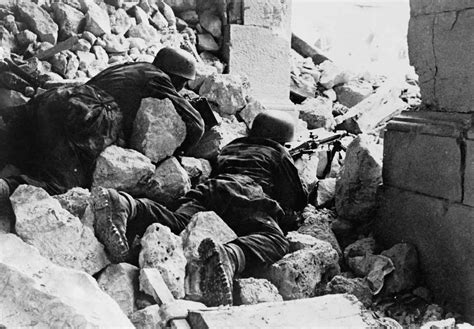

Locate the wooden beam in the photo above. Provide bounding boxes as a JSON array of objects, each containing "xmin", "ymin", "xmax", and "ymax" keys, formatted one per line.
[
  {"xmin": 291, "ymin": 33, "xmax": 330, "ymax": 65},
  {"xmin": 34, "ymin": 36, "xmax": 79, "ymax": 60}
]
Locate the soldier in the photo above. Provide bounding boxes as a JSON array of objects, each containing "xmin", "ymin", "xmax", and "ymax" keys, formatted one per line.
[
  {"xmin": 0, "ymin": 47, "xmax": 204, "ymax": 198},
  {"xmin": 91, "ymin": 111, "xmax": 308, "ymax": 306}
]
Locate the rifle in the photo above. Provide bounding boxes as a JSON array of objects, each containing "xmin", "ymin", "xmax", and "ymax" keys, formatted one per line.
[
  {"xmin": 286, "ymin": 131, "xmax": 348, "ymax": 159},
  {"xmin": 187, "ymin": 96, "xmax": 218, "ymax": 129}
]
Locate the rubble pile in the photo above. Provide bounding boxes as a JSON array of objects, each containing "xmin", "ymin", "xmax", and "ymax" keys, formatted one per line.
[{"xmin": 0, "ymin": 1, "xmax": 470, "ymax": 328}]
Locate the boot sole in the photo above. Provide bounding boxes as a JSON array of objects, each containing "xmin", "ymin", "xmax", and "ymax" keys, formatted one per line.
[
  {"xmin": 198, "ymin": 238, "xmax": 233, "ymax": 307},
  {"xmin": 92, "ymin": 187, "xmax": 129, "ymax": 263}
]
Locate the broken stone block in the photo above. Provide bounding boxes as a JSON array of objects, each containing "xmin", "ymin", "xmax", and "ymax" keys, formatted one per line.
[
  {"xmin": 16, "ymin": 29, "xmax": 37, "ymax": 47},
  {"xmin": 97, "ymin": 263, "xmax": 139, "ymax": 316},
  {"xmin": 130, "ymin": 305, "xmax": 162, "ymax": 328},
  {"xmin": 347, "ymin": 254, "xmax": 394, "ymax": 295},
  {"xmin": 334, "ymin": 79, "xmax": 373, "ymax": 108},
  {"xmin": 344, "ymin": 237, "xmax": 377, "ymax": 259},
  {"xmin": 11, "ymin": 185, "xmax": 109, "ymax": 275},
  {"xmin": 151, "ymin": 10, "xmax": 168, "ymax": 30},
  {"xmin": 242, "ymin": 0, "xmax": 291, "ymax": 37},
  {"xmin": 186, "ymin": 119, "xmax": 247, "ymax": 160},
  {"xmin": 92, "ymin": 145, "xmax": 155, "ymax": 196},
  {"xmin": 103, "ymin": 33, "xmax": 130, "ymax": 53},
  {"xmin": 51, "ymin": 2, "xmax": 85, "ymax": 40},
  {"xmin": 144, "ymin": 157, "xmax": 191, "ymax": 207},
  {"xmin": 54, "ymin": 187, "xmax": 91, "ymax": 220},
  {"xmin": 297, "ymin": 205, "xmax": 341, "ymax": 257},
  {"xmin": 264, "ymin": 239, "xmax": 340, "ymax": 300},
  {"xmin": 0, "ymin": 26, "xmax": 15, "ymax": 57},
  {"xmin": 199, "ymin": 10, "xmax": 222, "ymax": 38},
  {"xmin": 84, "ymin": 1, "xmax": 111, "ymax": 36},
  {"xmin": 139, "ymin": 223, "xmax": 187, "ymax": 299},
  {"xmin": 180, "ymin": 156, "xmax": 212, "ymax": 185},
  {"xmin": 197, "ymin": 33, "xmax": 220, "ymax": 52},
  {"xmin": 72, "ymin": 38, "xmax": 92, "ymax": 52},
  {"xmin": 77, "ymin": 50, "xmax": 96, "ymax": 71},
  {"xmin": 326, "ymin": 275, "xmax": 373, "ymax": 307},
  {"xmin": 380, "ymin": 243, "xmax": 419, "ymax": 296},
  {"xmin": 128, "ymin": 23, "xmax": 161, "ymax": 45},
  {"xmin": 187, "ymin": 62, "xmax": 218, "ymax": 91},
  {"xmin": 0, "ymin": 233, "xmax": 133, "ymax": 328},
  {"xmin": 297, "ymin": 97, "xmax": 335, "ymax": 130},
  {"xmin": 286, "ymin": 231, "xmax": 320, "ymax": 252},
  {"xmin": 161, "ymin": 2, "xmax": 176, "ymax": 28},
  {"xmin": 294, "ymin": 153, "xmax": 319, "ymax": 192},
  {"xmin": 199, "ymin": 74, "xmax": 249, "ymax": 116},
  {"xmin": 238, "ymin": 96, "xmax": 266, "ymax": 128},
  {"xmin": 180, "ymin": 211, "xmax": 237, "ymax": 301},
  {"xmin": 233, "ymin": 278, "xmax": 283, "ymax": 305},
  {"xmin": 17, "ymin": 1, "xmax": 58, "ymax": 44},
  {"xmin": 159, "ymin": 300, "xmax": 206, "ymax": 326},
  {"xmin": 335, "ymin": 134, "xmax": 383, "ymax": 223},
  {"xmin": 315, "ymin": 178, "xmax": 336, "ymax": 207},
  {"xmin": 131, "ymin": 98, "xmax": 186, "ymax": 163},
  {"xmin": 111, "ymin": 8, "xmax": 132, "ymax": 35},
  {"xmin": 318, "ymin": 60, "xmax": 351, "ymax": 89}
]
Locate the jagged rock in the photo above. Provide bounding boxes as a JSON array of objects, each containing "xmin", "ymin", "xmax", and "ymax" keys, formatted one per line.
[
  {"xmin": 199, "ymin": 74, "xmax": 249, "ymax": 116},
  {"xmin": 234, "ymin": 278, "xmax": 283, "ymax": 305},
  {"xmin": 130, "ymin": 305, "xmax": 162, "ymax": 328},
  {"xmin": 264, "ymin": 239, "xmax": 340, "ymax": 300},
  {"xmin": 187, "ymin": 62, "xmax": 218, "ymax": 91},
  {"xmin": 0, "ymin": 88, "xmax": 28, "ymax": 108},
  {"xmin": 25, "ymin": 58, "xmax": 53, "ymax": 78},
  {"xmin": 238, "ymin": 96, "xmax": 266, "ymax": 128},
  {"xmin": 326, "ymin": 275, "xmax": 373, "ymax": 307},
  {"xmin": 88, "ymin": 59, "xmax": 109, "ymax": 77},
  {"xmin": 11, "ymin": 185, "xmax": 109, "ymax": 275},
  {"xmin": 17, "ymin": 1, "xmax": 58, "ymax": 44},
  {"xmin": 97, "ymin": 263, "xmax": 139, "ymax": 316},
  {"xmin": 82, "ymin": 30, "xmax": 97, "ymax": 45},
  {"xmin": 179, "ymin": 10, "xmax": 199, "ymax": 24},
  {"xmin": 16, "ymin": 29, "xmax": 37, "ymax": 47},
  {"xmin": 111, "ymin": 8, "xmax": 132, "ymax": 35},
  {"xmin": 72, "ymin": 38, "xmax": 92, "ymax": 52},
  {"xmin": 381, "ymin": 243, "xmax": 419, "ymax": 295},
  {"xmin": 199, "ymin": 10, "xmax": 222, "ymax": 38},
  {"xmin": 131, "ymin": 98, "xmax": 186, "ymax": 163},
  {"xmin": 344, "ymin": 237, "xmax": 377, "ymax": 259},
  {"xmin": 103, "ymin": 33, "xmax": 130, "ymax": 53},
  {"xmin": 54, "ymin": 187, "xmax": 90, "ymax": 220},
  {"xmin": 180, "ymin": 211, "xmax": 237, "ymax": 300},
  {"xmin": 0, "ymin": 26, "xmax": 15, "ymax": 56},
  {"xmin": 297, "ymin": 205, "xmax": 341, "ymax": 257},
  {"xmin": 92, "ymin": 145, "xmax": 155, "ymax": 196},
  {"xmin": 50, "ymin": 51, "xmax": 68, "ymax": 77},
  {"xmin": 129, "ymin": 5, "xmax": 149, "ymax": 25},
  {"xmin": 161, "ymin": 2, "xmax": 176, "ymax": 28},
  {"xmin": 297, "ymin": 97, "xmax": 335, "ymax": 130},
  {"xmin": 144, "ymin": 156, "xmax": 191, "ymax": 206},
  {"xmin": 315, "ymin": 178, "xmax": 336, "ymax": 207},
  {"xmin": 318, "ymin": 60, "xmax": 351, "ymax": 89},
  {"xmin": 346, "ymin": 254, "xmax": 394, "ymax": 295},
  {"xmin": 286, "ymin": 231, "xmax": 320, "ymax": 252},
  {"xmin": 186, "ymin": 119, "xmax": 247, "ymax": 160},
  {"xmin": 128, "ymin": 37, "xmax": 147, "ymax": 50},
  {"xmin": 51, "ymin": 2, "xmax": 85, "ymax": 40},
  {"xmin": 128, "ymin": 23, "xmax": 161, "ymax": 45},
  {"xmin": 0, "ymin": 234, "xmax": 133, "ymax": 328},
  {"xmin": 197, "ymin": 33, "xmax": 219, "ymax": 52},
  {"xmin": 4, "ymin": 14, "xmax": 18, "ymax": 35},
  {"xmin": 158, "ymin": 300, "xmax": 206, "ymax": 326},
  {"xmin": 335, "ymin": 135, "xmax": 383, "ymax": 222},
  {"xmin": 92, "ymin": 44, "xmax": 109, "ymax": 64},
  {"xmin": 334, "ymin": 79, "xmax": 373, "ymax": 108},
  {"xmin": 84, "ymin": 2, "xmax": 111, "ymax": 36},
  {"xmin": 139, "ymin": 223, "xmax": 186, "ymax": 299},
  {"xmin": 151, "ymin": 10, "xmax": 168, "ymax": 30},
  {"xmin": 180, "ymin": 156, "xmax": 212, "ymax": 185},
  {"xmin": 77, "ymin": 50, "xmax": 96, "ymax": 71},
  {"xmin": 294, "ymin": 154, "xmax": 319, "ymax": 193},
  {"xmin": 65, "ymin": 51, "xmax": 80, "ymax": 79}
]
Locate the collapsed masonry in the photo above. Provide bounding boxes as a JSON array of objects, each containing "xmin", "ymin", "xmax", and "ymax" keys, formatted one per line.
[{"xmin": 0, "ymin": 0, "xmax": 469, "ymax": 328}]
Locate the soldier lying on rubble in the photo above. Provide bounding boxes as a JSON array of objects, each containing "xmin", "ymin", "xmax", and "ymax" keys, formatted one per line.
[
  {"xmin": 0, "ymin": 47, "xmax": 204, "ymax": 198},
  {"xmin": 90, "ymin": 111, "xmax": 308, "ymax": 307}
]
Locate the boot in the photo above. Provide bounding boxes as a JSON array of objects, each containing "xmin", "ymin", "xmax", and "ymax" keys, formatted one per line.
[
  {"xmin": 0, "ymin": 179, "xmax": 10, "ymax": 202},
  {"xmin": 91, "ymin": 187, "xmax": 135, "ymax": 263},
  {"xmin": 198, "ymin": 238, "xmax": 243, "ymax": 307}
]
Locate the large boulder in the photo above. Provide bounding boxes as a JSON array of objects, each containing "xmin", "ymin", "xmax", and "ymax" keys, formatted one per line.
[
  {"xmin": 17, "ymin": 1, "xmax": 58, "ymax": 44},
  {"xmin": 334, "ymin": 79, "xmax": 373, "ymax": 108},
  {"xmin": 0, "ymin": 234, "xmax": 133, "ymax": 327},
  {"xmin": 84, "ymin": 1, "xmax": 111, "ymax": 36},
  {"xmin": 318, "ymin": 60, "xmax": 351, "ymax": 89},
  {"xmin": 111, "ymin": 8, "xmax": 132, "ymax": 35},
  {"xmin": 97, "ymin": 263, "xmax": 140, "ymax": 316},
  {"xmin": 294, "ymin": 153, "xmax": 319, "ymax": 193},
  {"xmin": 286, "ymin": 231, "xmax": 321, "ymax": 252},
  {"xmin": 199, "ymin": 74, "xmax": 249, "ymax": 116},
  {"xmin": 51, "ymin": 2, "xmax": 85, "ymax": 40},
  {"xmin": 127, "ymin": 23, "xmax": 161, "ymax": 45},
  {"xmin": 144, "ymin": 156, "xmax": 191, "ymax": 207},
  {"xmin": 131, "ymin": 98, "xmax": 186, "ymax": 163},
  {"xmin": 180, "ymin": 211, "xmax": 237, "ymax": 301},
  {"xmin": 346, "ymin": 254, "xmax": 394, "ymax": 295},
  {"xmin": 264, "ymin": 239, "xmax": 340, "ymax": 300},
  {"xmin": 180, "ymin": 156, "xmax": 212, "ymax": 185},
  {"xmin": 139, "ymin": 223, "xmax": 187, "ymax": 299},
  {"xmin": 92, "ymin": 145, "xmax": 155, "ymax": 196},
  {"xmin": 381, "ymin": 243, "xmax": 419, "ymax": 295},
  {"xmin": 54, "ymin": 187, "xmax": 91, "ymax": 220},
  {"xmin": 297, "ymin": 97, "xmax": 336, "ymax": 130},
  {"xmin": 335, "ymin": 135, "xmax": 383, "ymax": 222},
  {"xmin": 233, "ymin": 278, "xmax": 283, "ymax": 305},
  {"xmin": 187, "ymin": 62, "xmax": 218, "ymax": 91},
  {"xmin": 11, "ymin": 185, "xmax": 109, "ymax": 275}
]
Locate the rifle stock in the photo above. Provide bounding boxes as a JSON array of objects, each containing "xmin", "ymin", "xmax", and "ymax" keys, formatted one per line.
[{"xmin": 287, "ymin": 131, "xmax": 348, "ymax": 158}]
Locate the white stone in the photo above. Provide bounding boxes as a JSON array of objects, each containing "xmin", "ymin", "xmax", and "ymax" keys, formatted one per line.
[
  {"xmin": 131, "ymin": 98, "xmax": 186, "ymax": 163},
  {"xmin": 54, "ymin": 187, "xmax": 91, "ymax": 220},
  {"xmin": 128, "ymin": 23, "xmax": 161, "ymax": 45},
  {"xmin": 297, "ymin": 96, "xmax": 335, "ymax": 130},
  {"xmin": 197, "ymin": 33, "xmax": 219, "ymax": 52},
  {"xmin": 17, "ymin": 1, "xmax": 58, "ymax": 44},
  {"xmin": 139, "ymin": 223, "xmax": 187, "ymax": 299},
  {"xmin": 242, "ymin": 0, "xmax": 291, "ymax": 39},
  {"xmin": 187, "ymin": 62, "xmax": 218, "ymax": 91},
  {"xmin": 52, "ymin": 2, "xmax": 84, "ymax": 40},
  {"xmin": 0, "ymin": 233, "xmax": 133, "ymax": 328},
  {"xmin": 318, "ymin": 60, "xmax": 352, "ymax": 90},
  {"xmin": 239, "ymin": 96, "xmax": 266, "ymax": 128},
  {"xmin": 334, "ymin": 79, "xmax": 373, "ymax": 108},
  {"xmin": 315, "ymin": 178, "xmax": 336, "ymax": 207},
  {"xmin": 294, "ymin": 153, "xmax": 319, "ymax": 192},
  {"xmin": 84, "ymin": 1, "xmax": 111, "ymax": 36},
  {"xmin": 103, "ymin": 33, "xmax": 130, "ymax": 53},
  {"xmin": 92, "ymin": 145, "xmax": 155, "ymax": 196},
  {"xmin": 234, "ymin": 278, "xmax": 283, "ymax": 305},
  {"xmin": 200, "ymin": 11, "xmax": 222, "ymax": 38},
  {"xmin": 130, "ymin": 305, "xmax": 162, "ymax": 328},
  {"xmin": 180, "ymin": 156, "xmax": 212, "ymax": 185},
  {"xmin": 11, "ymin": 185, "xmax": 109, "ymax": 275},
  {"xmin": 286, "ymin": 231, "xmax": 320, "ymax": 252}
]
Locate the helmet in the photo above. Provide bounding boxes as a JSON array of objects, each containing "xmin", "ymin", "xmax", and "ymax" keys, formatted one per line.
[
  {"xmin": 153, "ymin": 47, "xmax": 197, "ymax": 80},
  {"xmin": 249, "ymin": 111, "xmax": 295, "ymax": 144}
]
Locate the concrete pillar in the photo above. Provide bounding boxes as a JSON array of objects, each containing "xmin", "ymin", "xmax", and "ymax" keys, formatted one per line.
[
  {"xmin": 376, "ymin": 0, "xmax": 474, "ymax": 321},
  {"xmin": 223, "ymin": 0, "xmax": 293, "ymax": 110}
]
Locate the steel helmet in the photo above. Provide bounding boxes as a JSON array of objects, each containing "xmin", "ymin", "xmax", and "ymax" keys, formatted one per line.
[
  {"xmin": 249, "ymin": 111, "xmax": 295, "ymax": 144},
  {"xmin": 153, "ymin": 47, "xmax": 197, "ymax": 80}
]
